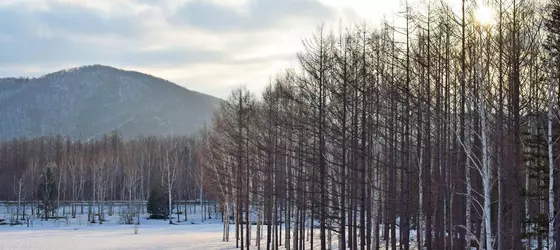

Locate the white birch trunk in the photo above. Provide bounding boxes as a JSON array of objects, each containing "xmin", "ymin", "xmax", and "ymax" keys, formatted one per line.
[
  {"xmin": 525, "ymin": 160, "xmax": 530, "ymax": 243},
  {"xmin": 57, "ymin": 166, "xmax": 62, "ymax": 219},
  {"xmin": 225, "ymin": 200, "xmax": 230, "ymax": 241},
  {"xmin": 257, "ymin": 205, "xmax": 262, "ymax": 249},
  {"xmin": 92, "ymin": 168, "xmax": 96, "ymax": 223},
  {"xmin": 466, "ymin": 133, "xmax": 472, "ymax": 249},
  {"xmin": 418, "ymin": 150, "xmax": 424, "ymax": 248},
  {"xmin": 478, "ymin": 33, "xmax": 492, "ymax": 250},
  {"xmin": 167, "ymin": 162, "xmax": 173, "ymax": 224},
  {"xmin": 247, "ymin": 176, "xmax": 252, "ymax": 246},
  {"xmin": 17, "ymin": 177, "xmax": 23, "ymax": 220},
  {"xmin": 200, "ymin": 174, "xmax": 204, "ymax": 222},
  {"xmin": 371, "ymin": 182, "xmax": 377, "ymax": 250},
  {"xmin": 548, "ymin": 58, "xmax": 555, "ymax": 250}
]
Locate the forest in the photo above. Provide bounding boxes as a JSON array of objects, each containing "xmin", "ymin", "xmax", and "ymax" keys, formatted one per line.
[
  {"xmin": 1, "ymin": 0, "xmax": 560, "ymax": 249},
  {"xmin": 0, "ymin": 133, "xmax": 214, "ymax": 223}
]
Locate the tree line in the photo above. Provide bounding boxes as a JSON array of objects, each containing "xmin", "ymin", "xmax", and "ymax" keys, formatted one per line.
[
  {"xmin": 198, "ymin": 0, "xmax": 560, "ymax": 249},
  {"xmin": 0, "ymin": 132, "xmax": 213, "ymax": 224}
]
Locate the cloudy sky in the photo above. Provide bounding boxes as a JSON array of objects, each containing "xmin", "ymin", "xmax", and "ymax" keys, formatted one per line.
[{"xmin": 0, "ymin": 0, "xmax": 406, "ymax": 98}]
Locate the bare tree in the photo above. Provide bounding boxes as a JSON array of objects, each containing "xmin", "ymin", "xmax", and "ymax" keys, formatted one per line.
[{"xmin": 160, "ymin": 140, "xmax": 179, "ymax": 224}]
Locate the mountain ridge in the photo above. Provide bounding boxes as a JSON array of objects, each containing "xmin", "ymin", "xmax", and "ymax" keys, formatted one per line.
[{"xmin": 0, "ymin": 65, "xmax": 221, "ymax": 140}]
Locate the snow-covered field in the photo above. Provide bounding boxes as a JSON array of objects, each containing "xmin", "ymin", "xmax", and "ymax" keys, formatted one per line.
[
  {"xmin": 0, "ymin": 204, "xmax": 419, "ymax": 249},
  {"xmin": 1, "ymin": 222, "xmax": 235, "ymax": 250},
  {"xmin": 0, "ymin": 203, "xmax": 242, "ymax": 250},
  {"xmin": 0, "ymin": 203, "xmax": 335, "ymax": 250}
]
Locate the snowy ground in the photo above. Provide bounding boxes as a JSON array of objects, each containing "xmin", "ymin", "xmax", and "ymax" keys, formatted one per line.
[
  {"xmin": 0, "ymin": 203, "xmax": 419, "ymax": 249},
  {"xmin": 0, "ymin": 203, "xmax": 242, "ymax": 250},
  {"xmin": 0, "ymin": 222, "xmax": 236, "ymax": 250},
  {"xmin": 0, "ymin": 203, "xmax": 334, "ymax": 250},
  {"xmin": 0, "ymin": 217, "xmax": 328, "ymax": 250},
  {"xmin": 1, "ymin": 220, "xmax": 418, "ymax": 250}
]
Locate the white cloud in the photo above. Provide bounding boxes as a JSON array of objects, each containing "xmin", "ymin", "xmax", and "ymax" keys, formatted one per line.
[
  {"xmin": 0, "ymin": 0, "xmax": 406, "ymax": 98},
  {"xmin": 320, "ymin": 0, "xmax": 399, "ymax": 21},
  {"xmin": 36, "ymin": 23, "xmax": 54, "ymax": 39}
]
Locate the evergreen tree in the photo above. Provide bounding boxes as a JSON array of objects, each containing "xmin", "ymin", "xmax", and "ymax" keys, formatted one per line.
[{"xmin": 147, "ymin": 185, "xmax": 169, "ymax": 220}]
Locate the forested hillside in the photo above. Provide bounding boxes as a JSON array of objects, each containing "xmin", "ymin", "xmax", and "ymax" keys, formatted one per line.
[{"xmin": 0, "ymin": 65, "xmax": 220, "ymax": 139}]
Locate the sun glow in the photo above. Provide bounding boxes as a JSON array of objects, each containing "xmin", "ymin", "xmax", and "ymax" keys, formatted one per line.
[{"xmin": 475, "ymin": 5, "xmax": 494, "ymax": 26}]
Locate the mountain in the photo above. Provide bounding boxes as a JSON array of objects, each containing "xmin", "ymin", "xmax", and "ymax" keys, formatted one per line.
[{"xmin": 0, "ymin": 65, "xmax": 221, "ymax": 140}]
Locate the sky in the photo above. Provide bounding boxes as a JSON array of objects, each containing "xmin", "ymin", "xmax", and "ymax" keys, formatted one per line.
[{"xmin": 0, "ymin": 0, "xmax": 408, "ymax": 98}]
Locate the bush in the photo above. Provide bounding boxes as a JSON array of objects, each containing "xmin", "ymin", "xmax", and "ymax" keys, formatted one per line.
[
  {"xmin": 119, "ymin": 208, "xmax": 138, "ymax": 225},
  {"xmin": 9, "ymin": 214, "xmax": 23, "ymax": 226}
]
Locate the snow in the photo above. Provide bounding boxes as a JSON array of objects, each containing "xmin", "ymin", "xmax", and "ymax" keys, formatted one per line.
[
  {"xmin": 0, "ymin": 204, "xmax": 239, "ymax": 250},
  {"xmin": 0, "ymin": 204, "xmax": 422, "ymax": 249},
  {"xmin": 0, "ymin": 223, "xmax": 234, "ymax": 250}
]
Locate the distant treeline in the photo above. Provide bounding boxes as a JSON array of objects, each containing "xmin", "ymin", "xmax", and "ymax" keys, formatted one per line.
[{"xmin": 0, "ymin": 132, "xmax": 212, "ymax": 213}]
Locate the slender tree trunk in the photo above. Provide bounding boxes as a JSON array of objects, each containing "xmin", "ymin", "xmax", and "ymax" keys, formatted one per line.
[
  {"xmin": 548, "ymin": 58, "xmax": 556, "ymax": 250},
  {"xmin": 478, "ymin": 28, "xmax": 492, "ymax": 250}
]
